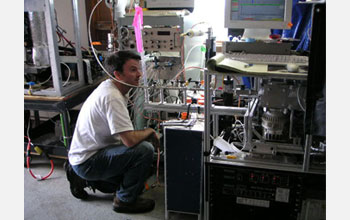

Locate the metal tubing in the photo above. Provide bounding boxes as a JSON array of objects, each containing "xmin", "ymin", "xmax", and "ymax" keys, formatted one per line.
[
  {"xmin": 246, "ymin": 98, "xmax": 258, "ymax": 150},
  {"xmin": 203, "ymin": 69, "xmax": 210, "ymax": 220},
  {"xmin": 204, "ymin": 27, "xmax": 213, "ymax": 220},
  {"xmin": 302, "ymin": 134, "xmax": 312, "ymax": 171},
  {"xmin": 253, "ymin": 141, "xmax": 304, "ymax": 154},
  {"xmin": 243, "ymin": 104, "xmax": 249, "ymax": 147},
  {"xmin": 71, "ymin": 0, "xmax": 85, "ymax": 86},
  {"xmin": 45, "ymin": 0, "xmax": 63, "ymax": 96},
  {"xmin": 160, "ymin": 87, "xmax": 164, "ymax": 103},
  {"xmin": 252, "ymin": 127, "xmax": 264, "ymax": 141},
  {"xmin": 143, "ymin": 102, "xmax": 247, "ymax": 116},
  {"xmin": 164, "ymin": 129, "xmax": 169, "ymax": 220},
  {"xmin": 289, "ymin": 109, "xmax": 294, "ymax": 139},
  {"xmin": 213, "ymin": 114, "xmax": 219, "ymax": 138},
  {"xmin": 144, "ymin": 88, "xmax": 150, "ymax": 104},
  {"xmin": 152, "ymin": 86, "xmax": 204, "ymax": 91}
]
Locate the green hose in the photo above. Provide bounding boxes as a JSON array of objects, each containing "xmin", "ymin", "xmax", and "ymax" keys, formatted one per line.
[{"xmin": 60, "ymin": 114, "xmax": 67, "ymax": 147}]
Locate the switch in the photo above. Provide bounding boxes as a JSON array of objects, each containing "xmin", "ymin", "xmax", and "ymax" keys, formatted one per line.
[
  {"xmin": 272, "ymin": 176, "xmax": 280, "ymax": 185},
  {"xmin": 250, "ymin": 173, "xmax": 258, "ymax": 183},
  {"xmin": 261, "ymin": 174, "xmax": 270, "ymax": 184}
]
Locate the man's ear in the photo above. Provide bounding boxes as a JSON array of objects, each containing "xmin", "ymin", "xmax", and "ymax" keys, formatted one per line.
[{"xmin": 113, "ymin": 70, "xmax": 122, "ymax": 80}]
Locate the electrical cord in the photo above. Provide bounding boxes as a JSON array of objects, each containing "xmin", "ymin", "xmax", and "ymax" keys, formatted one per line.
[
  {"xmin": 191, "ymin": 21, "xmax": 212, "ymax": 30},
  {"xmin": 150, "ymin": 145, "xmax": 161, "ymax": 188},
  {"xmin": 172, "ymin": 66, "xmax": 206, "ymax": 81},
  {"xmin": 32, "ymin": 62, "xmax": 71, "ymax": 88},
  {"xmin": 25, "ymin": 136, "xmax": 54, "ymax": 181},
  {"xmin": 39, "ymin": 75, "xmax": 52, "ymax": 85},
  {"xmin": 297, "ymin": 86, "xmax": 306, "ymax": 112},
  {"xmin": 184, "ymin": 43, "xmax": 204, "ymax": 67},
  {"xmin": 151, "ymin": 112, "xmax": 163, "ymax": 188},
  {"xmin": 61, "ymin": 62, "xmax": 72, "ymax": 87}
]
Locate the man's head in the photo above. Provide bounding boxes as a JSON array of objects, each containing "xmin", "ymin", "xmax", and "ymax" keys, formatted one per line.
[{"xmin": 104, "ymin": 50, "xmax": 142, "ymax": 87}]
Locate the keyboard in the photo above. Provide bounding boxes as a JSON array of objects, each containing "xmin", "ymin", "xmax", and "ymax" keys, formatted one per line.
[
  {"xmin": 161, "ymin": 119, "xmax": 196, "ymax": 127},
  {"xmin": 227, "ymin": 52, "xmax": 309, "ymax": 66}
]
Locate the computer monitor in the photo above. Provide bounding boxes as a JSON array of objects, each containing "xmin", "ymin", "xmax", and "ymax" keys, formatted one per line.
[
  {"xmin": 146, "ymin": 0, "xmax": 195, "ymax": 12},
  {"xmin": 224, "ymin": 0, "xmax": 293, "ymax": 40}
]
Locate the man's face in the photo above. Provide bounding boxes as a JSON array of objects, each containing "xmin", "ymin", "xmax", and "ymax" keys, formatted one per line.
[{"xmin": 117, "ymin": 59, "xmax": 142, "ymax": 86}]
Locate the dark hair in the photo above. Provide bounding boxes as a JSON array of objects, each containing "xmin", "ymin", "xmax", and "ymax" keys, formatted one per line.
[{"xmin": 104, "ymin": 50, "xmax": 141, "ymax": 74}]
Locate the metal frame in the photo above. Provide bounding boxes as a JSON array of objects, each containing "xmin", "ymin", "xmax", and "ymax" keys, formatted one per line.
[
  {"xmin": 24, "ymin": 0, "xmax": 85, "ymax": 96},
  {"xmin": 203, "ymin": 71, "xmax": 322, "ymax": 166},
  {"xmin": 202, "ymin": 23, "xmax": 325, "ymax": 218},
  {"xmin": 203, "ymin": 68, "xmax": 324, "ymax": 219},
  {"xmin": 144, "ymin": 102, "xmax": 246, "ymax": 115}
]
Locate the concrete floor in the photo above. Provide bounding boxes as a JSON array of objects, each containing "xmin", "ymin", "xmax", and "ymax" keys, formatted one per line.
[{"xmin": 24, "ymin": 157, "xmax": 198, "ymax": 220}]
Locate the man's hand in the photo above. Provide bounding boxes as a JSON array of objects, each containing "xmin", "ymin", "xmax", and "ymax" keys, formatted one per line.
[
  {"xmin": 119, "ymin": 128, "xmax": 160, "ymax": 148},
  {"xmin": 148, "ymin": 130, "xmax": 160, "ymax": 150}
]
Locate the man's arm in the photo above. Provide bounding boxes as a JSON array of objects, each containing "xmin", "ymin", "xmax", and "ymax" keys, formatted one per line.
[{"xmin": 119, "ymin": 128, "xmax": 160, "ymax": 149}]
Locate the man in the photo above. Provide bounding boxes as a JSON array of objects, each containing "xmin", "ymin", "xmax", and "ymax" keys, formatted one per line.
[{"xmin": 65, "ymin": 50, "xmax": 159, "ymax": 214}]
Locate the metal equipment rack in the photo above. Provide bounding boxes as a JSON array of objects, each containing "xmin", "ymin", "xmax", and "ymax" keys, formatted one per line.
[
  {"xmin": 202, "ymin": 63, "xmax": 325, "ymax": 220},
  {"xmin": 202, "ymin": 3, "xmax": 326, "ymax": 218},
  {"xmin": 24, "ymin": 0, "xmax": 86, "ymax": 97}
]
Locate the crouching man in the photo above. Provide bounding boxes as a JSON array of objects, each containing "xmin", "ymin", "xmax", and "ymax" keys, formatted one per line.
[{"xmin": 65, "ymin": 50, "xmax": 159, "ymax": 214}]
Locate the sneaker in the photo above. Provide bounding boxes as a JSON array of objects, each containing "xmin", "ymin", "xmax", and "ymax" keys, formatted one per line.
[
  {"xmin": 113, "ymin": 196, "xmax": 155, "ymax": 213},
  {"xmin": 64, "ymin": 161, "xmax": 88, "ymax": 200}
]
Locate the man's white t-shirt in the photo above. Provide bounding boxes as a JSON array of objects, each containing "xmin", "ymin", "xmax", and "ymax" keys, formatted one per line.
[{"xmin": 68, "ymin": 79, "xmax": 134, "ymax": 166}]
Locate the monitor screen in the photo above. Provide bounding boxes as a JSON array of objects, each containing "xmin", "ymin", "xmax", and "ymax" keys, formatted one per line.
[
  {"xmin": 225, "ymin": 0, "xmax": 292, "ymax": 30},
  {"xmin": 146, "ymin": 0, "xmax": 195, "ymax": 10}
]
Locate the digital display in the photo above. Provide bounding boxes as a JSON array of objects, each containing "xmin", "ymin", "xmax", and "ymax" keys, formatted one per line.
[
  {"xmin": 231, "ymin": 0, "xmax": 285, "ymax": 22},
  {"xmin": 157, "ymin": 31, "xmax": 171, "ymax": 36},
  {"xmin": 225, "ymin": 0, "xmax": 292, "ymax": 30}
]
